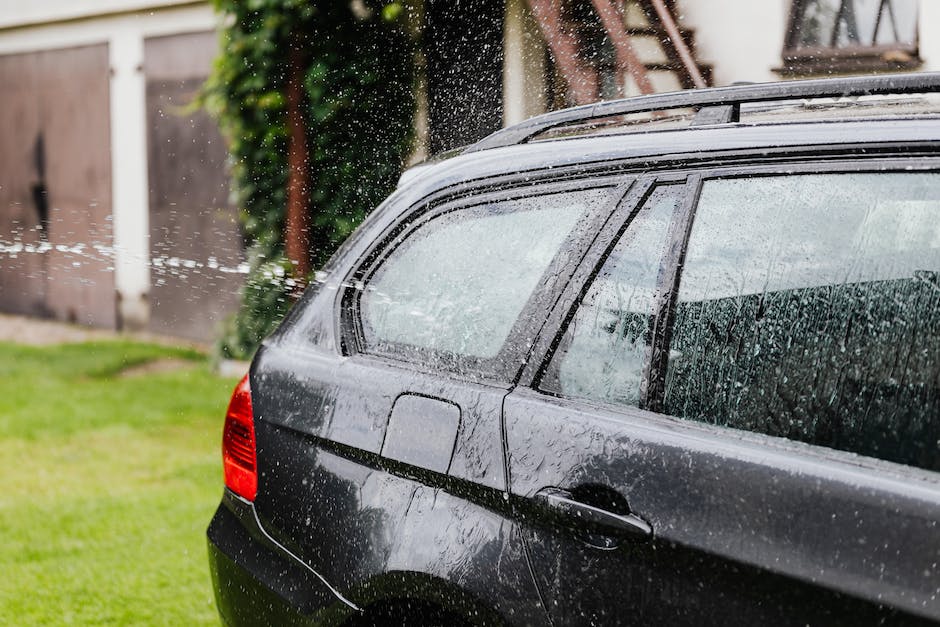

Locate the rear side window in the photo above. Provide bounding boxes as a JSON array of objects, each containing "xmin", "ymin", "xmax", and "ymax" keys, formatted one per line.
[
  {"xmin": 665, "ymin": 172, "xmax": 940, "ymax": 471},
  {"xmin": 358, "ymin": 189, "xmax": 604, "ymax": 362},
  {"xmin": 541, "ymin": 184, "xmax": 682, "ymax": 404}
]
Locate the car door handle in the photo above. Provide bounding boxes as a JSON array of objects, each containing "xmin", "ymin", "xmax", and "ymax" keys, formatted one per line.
[{"xmin": 534, "ymin": 487, "xmax": 652, "ymax": 540}]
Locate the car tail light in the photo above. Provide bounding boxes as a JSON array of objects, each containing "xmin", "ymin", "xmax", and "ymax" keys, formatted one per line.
[{"xmin": 222, "ymin": 374, "xmax": 257, "ymax": 501}]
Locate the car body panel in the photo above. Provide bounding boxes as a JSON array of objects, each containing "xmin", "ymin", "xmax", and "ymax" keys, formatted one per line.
[
  {"xmin": 240, "ymin": 337, "xmax": 541, "ymax": 622},
  {"xmin": 503, "ymin": 156, "xmax": 940, "ymax": 624},
  {"xmin": 208, "ymin": 106, "xmax": 940, "ymax": 624},
  {"xmin": 207, "ymin": 491, "xmax": 356, "ymax": 626},
  {"xmin": 504, "ymin": 388, "xmax": 940, "ymax": 624}
]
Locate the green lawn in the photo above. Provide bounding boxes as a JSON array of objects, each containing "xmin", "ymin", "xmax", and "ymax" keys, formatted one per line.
[{"xmin": 0, "ymin": 341, "xmax": 238, "ymax": 625}]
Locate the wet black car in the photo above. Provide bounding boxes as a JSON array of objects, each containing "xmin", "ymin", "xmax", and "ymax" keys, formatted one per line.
[{"xmin": 208, "ymin": 74, "xmax": 940, "ymax": 625}]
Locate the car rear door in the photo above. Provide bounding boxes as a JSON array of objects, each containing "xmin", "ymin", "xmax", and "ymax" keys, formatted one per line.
[{"xmin": 503, "ymin": 161, "xmax": 940, "ymax": 625}]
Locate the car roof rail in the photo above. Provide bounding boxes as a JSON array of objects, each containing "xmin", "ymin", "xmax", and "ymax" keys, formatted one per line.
[{"xmin": 465, "ymin": 72, "xmax": 940, "ymax": 153}]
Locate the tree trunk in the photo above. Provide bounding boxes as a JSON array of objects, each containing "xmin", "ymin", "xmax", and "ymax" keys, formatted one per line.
[{"xmin": 284, "ymin": 41, "xmax": 311, "ymax": 283}]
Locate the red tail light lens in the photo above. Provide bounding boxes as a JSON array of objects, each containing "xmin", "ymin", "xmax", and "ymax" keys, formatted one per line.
[{"xmin": 222, "ymin": 374, "xmax": 257, "ymax": 501}]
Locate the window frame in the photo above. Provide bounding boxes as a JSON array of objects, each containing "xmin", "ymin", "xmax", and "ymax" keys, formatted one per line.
[
  {"xmin": 780, "ymin": 0, "xmax": 921, "ymax": 76},
  {"xmin": 532, "ymin": 177, "xmax": 696, "ymax": 409},
  {"xmin": 521, "ymin": 172, "xmax": 677, "ymax": 401},
  {"xmin": 339, "ymin": 174, "xmax": 634, "ymax": 383},
  {"xmin": 529, "ymin": 157, "xmax": 940, "ymax": 420}
]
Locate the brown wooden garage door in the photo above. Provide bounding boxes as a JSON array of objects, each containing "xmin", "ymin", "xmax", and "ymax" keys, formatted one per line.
[
  {"xmin": 144, "ymin": 31, "xmax": 243, "ymax": 342},
  {"xmin": 0, "ymin": 44, "xmax": 115, "ymax": 327}
]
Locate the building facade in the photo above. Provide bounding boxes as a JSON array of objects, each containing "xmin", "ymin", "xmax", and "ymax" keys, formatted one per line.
[
  {"xmin": 1, "ymin": 0, "xmax": 938, "ymax": 340},
  {"xmin": 0, "ymin": 0, "xmax": 242, "ymax": 340},
  {"xmin": 499, "ymin": 0, "xmax": 940, "ymax": 128}
]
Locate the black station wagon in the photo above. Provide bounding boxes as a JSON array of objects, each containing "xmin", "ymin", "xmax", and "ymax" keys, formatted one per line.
[{"xmin": 208, "ymin": 73, "xmax": 940, "ymax": 626}]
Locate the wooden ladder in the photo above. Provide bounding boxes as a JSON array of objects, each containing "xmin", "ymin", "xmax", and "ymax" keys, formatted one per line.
[{"xmin": 527, "ymin": 0, "xmax": 711, "ymax": 105}]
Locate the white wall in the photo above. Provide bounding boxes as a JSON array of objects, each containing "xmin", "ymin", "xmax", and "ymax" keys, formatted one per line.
[
  {"xmin": 919, "ymin": 0, "xmax": 940, "ymax": 72},
  {"xmin": 0, "ymin": 4, "xmax": 217, "ymax": 330},
  {"xmin": 682, "ymin": 0, "xmax": 940, "ymax": 81},
  {"xmin": 503, "ymin": 0, "xmax": 550, "ymax": 125},
  {"xmin": 0, "ymin": 0, "xmax": 199, "ymax": 30},
  {"xmin": 679, "ymin": 0, "xmax": 790, "ymax": 86}
]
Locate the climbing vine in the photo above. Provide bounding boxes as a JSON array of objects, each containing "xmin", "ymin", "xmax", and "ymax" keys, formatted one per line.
[{"xmin": 202, "ymin": 0, "xmax": 415, "ymax": 359}]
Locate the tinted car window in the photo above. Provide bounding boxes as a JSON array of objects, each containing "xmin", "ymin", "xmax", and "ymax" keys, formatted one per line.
[
  {"xmin": 541, "ymin": 185, "xmax": 681, "ymax": 404},
  {"xmin": 360, "ymin": 189, "xmax": 604, "ymax": 360},
  {"xmin": 664, "ymin": 172, "xmax": 940, "ymax": 471}
]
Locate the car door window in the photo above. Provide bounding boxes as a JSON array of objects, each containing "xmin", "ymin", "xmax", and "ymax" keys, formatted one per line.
[
  {"xmin": 358, "ymin": 188, "xmax": 606, "ymax": 362},
  {"xmin": 540, "ymin": 184, "xmax": 682, "ymax": 405},
  {"xmin": 665, "ymin": 171, "xmax": 940, "ymax": 471}
]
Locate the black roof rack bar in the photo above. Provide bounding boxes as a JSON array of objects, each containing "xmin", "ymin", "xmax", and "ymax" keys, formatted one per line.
[{"xmin": 465, "ymin": 72, "xmax": 940, "ymax": 153}]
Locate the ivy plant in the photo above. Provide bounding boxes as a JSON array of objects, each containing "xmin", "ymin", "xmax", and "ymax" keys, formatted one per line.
[{"xmin": 202, "ymin": 0, "xmax": 415, "ymax": 359}]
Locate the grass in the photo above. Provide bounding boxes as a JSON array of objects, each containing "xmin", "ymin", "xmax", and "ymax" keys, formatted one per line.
[{"xmin": 0, "ymin": 340, "xmax": 239, "ymax": 625}]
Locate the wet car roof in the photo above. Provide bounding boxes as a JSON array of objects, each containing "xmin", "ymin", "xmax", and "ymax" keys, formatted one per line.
[{"xmin": 396, "ymin": 116, "xmax": 940, "ymax": 207}]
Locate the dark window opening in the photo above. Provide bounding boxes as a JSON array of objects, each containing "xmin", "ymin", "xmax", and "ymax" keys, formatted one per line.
[{"xmin": 781, "ymin": 0, "xmax": 920, "ymax": 75}]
